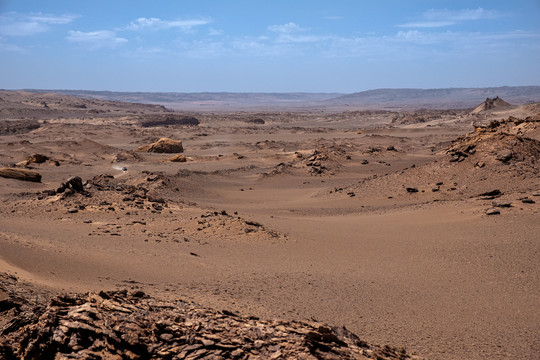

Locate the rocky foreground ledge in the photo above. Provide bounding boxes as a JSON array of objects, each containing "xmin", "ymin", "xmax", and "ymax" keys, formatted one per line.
[{"xmin": 0, "ymin": 274, "xmax": 419, "ymax": 360}]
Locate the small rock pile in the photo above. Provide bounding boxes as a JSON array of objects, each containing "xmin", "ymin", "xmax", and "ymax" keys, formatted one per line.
[
  {"xmin": 0, "ymin": 287, "xmax": 418, "ymax": 360},
  {"xmin": 306, "ymin": 149, "xmax": 329, "ymax": 175},
  {"xmin": 38, "ymin": 176, "xmax": 91, "ymax": 199}
]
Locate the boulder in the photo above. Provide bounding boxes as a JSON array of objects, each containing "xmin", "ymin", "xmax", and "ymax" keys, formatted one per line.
[
  {"xmin": 26, "ymin": 154, "xmax": 49, "ymax": 164},
  {"xmin": 136, "ymin": 138, "xmax": 183, "ymax": 153},
  {"xmin": 66, "ymin": 176, "xmax": 84, "ymax": 192},
  {"xmin": 56, "ymin": 176, "xmax": 85, "ymax": 195},
  {"xmin": 165, "ymin": 154, "xmax": 187, "ymax": 162},
  {"xmin": 0, "ymin": 168, "xmax": 42, "ymax": 182}
]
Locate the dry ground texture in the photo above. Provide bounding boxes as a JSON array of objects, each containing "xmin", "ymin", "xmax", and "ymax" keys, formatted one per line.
[{"xmin": 0, "ymin": 91, "xmax": 539, "ymax": 359}]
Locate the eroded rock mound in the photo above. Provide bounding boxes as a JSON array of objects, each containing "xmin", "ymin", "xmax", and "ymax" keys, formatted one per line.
[
  {"xmin": 470, "ymin": 96, "xmax": 514, "ymax": 115},
  {"xmin": 136, "ymin": 138, "xmax": 184, "ymax": 153},
  {"xmin": 0, "ymin": 282, "xmax": 419, "ymax": 360},
  {"xmin": 0, "ymin": 168, "xmax": 41, "ymax": 182}
]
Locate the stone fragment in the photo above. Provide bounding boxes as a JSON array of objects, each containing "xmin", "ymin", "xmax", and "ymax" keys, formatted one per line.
[
  {"xmin": 492, "ymin": 201, "xmax": 512, "ymax": 208},
  {"xmin": 478, "ymin": 189, "xmax": 502, "ymax": 199},
  {"xmin": 496, "ymin": 149, "xmax": 513, "ymax": 163}
]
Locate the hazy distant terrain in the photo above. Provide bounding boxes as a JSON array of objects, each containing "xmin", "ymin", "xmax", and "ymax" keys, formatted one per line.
[{"xmin": 23, "ymin": 86, "xmax": 540, "ymax": 111}]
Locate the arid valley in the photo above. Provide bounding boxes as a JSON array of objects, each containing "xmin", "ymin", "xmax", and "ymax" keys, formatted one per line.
[{"xmin": 0, "ymin": 89, "xmax": 539, "ymax": 360}]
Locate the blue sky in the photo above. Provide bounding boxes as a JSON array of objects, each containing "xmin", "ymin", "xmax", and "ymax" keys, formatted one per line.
[{"xmin": 1, "ymin": 0, "xmax": 539, "ymax": 92}]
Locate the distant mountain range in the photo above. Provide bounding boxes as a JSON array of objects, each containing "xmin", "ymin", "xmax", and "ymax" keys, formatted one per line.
[{"xmin": 22, "ymin": 86, "xmax": 540, "ymax": 111}]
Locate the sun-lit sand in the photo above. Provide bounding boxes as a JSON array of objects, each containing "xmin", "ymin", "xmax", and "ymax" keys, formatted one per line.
[{"xmin": 1, "ymin": 91, "xmax": 539, "ymax": 359}]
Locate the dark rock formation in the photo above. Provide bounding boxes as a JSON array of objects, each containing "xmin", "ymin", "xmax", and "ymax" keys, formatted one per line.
[{"xmin": 0, "ymin": 274, "xmax": 420, "ymax": 360}]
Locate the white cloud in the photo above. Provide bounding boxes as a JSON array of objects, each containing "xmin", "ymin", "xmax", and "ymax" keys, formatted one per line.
[
  {"xmin": 208, "ymin": 28, "xmax": 224, "ymax": 36},
  {"xmin": 397, "ymin": 21, "xmax": 454, "ymax": 28},
  {"xmin": 0, "ymin": 12, "xmax": 78, "ymax": 36},
  {"xmin": 398, "ymin": 7, "xmax": 502, "ymax": 28},
  {"xmin": 101, "ymin": 25, "xmax": 539, "ymax": 63},
  {"xmin": 276, "ymin": 34, "xmax": 329, "ymax": 43},
  {"xmin": 323, "ymin": 29, "xmax": 540, "ymax": 60},
  {"xmin": 266, "ymin": 22, "xmax": 327, "ymax": 44},
  {"xmin": 268, "ymin": 22, "xmax": 305, "ymax": 34},
  {"xmin": 27, "ymin": 14, "xmax": 79, "ymax": 24},
  {"xmin": 66, "ymin": 30, "xmax": 128, "ymax": 49},
  {"xmin": 424, "ymin": 8, "xmax": 500, "ymax": 22},
  {"xmin": 125, "ymin": 17, "xmax": 211, "ymax": 31}
]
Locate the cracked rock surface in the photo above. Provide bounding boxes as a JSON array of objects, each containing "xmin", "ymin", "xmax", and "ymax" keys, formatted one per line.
[{"xmin": 0, "ymin": 274, "xmax": 418, "ymax": 360}]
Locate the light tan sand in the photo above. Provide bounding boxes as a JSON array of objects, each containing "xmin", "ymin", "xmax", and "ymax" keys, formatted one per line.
[{"xmin": 0, "ymin": 92, "xmax": 539, "ymax": 359}]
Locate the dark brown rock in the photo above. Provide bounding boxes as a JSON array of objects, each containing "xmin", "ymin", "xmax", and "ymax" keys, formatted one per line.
[
  {"xmin": 0, "ymin": 168, "xmax": 41, "ymax": 182},
  {"xmin": 478, "ymin": 189, "xmax": 502, "ymax": 199}
]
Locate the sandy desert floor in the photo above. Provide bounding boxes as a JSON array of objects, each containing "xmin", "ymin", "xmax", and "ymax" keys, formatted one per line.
[{"xmin": 0, "ymin": 92, "xmax": 539, "ymax": 359}]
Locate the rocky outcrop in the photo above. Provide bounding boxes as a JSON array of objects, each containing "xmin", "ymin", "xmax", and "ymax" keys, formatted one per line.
[
  {"xmin": 136, "ymin": 138, "xmax": 184, "ymax": 153},
  {"xmin": 0, "ymin": 277, "xmax": 420, "ymax": 360},
  {"xmin": 16, "ymin": 154, "xmax": 59, "ymax": 168},
  {"xmin": 446, "ymin": 117, "xmax": 540, "ymax": 165},
  {"xmin": 470, "ymin": 97, "xmax": 514, "ymax": 115}
]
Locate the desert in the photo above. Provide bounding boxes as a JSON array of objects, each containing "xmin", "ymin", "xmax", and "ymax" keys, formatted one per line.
[{"xmin": 0, "ymin": 88, "xmax": 539, "ymax": 359}]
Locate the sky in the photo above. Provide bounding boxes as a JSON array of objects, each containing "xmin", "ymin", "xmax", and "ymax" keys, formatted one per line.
[{"xmin": 1, "ymin": 0, "xmax": 539, "ymax": 93}]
